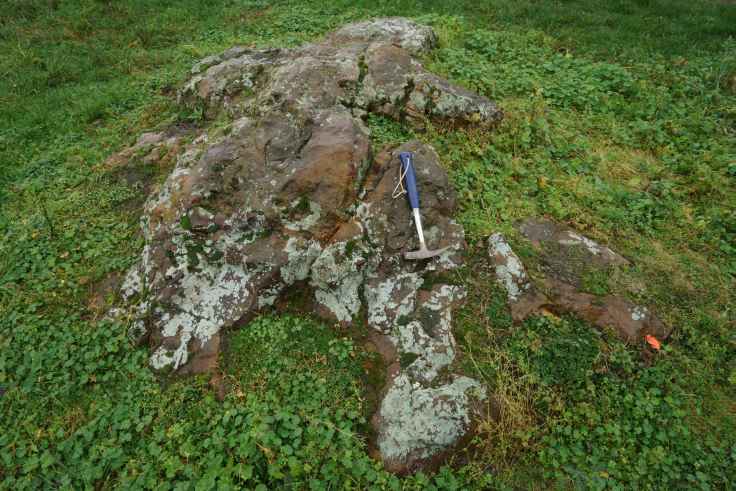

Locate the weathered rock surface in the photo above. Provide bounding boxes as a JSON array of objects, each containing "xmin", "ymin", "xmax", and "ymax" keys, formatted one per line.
[
  {"xmin": 375, "ymin": 374, "xmax": 483, "ymax": 474},
  {"xmin": 114, "ymin": 18, "xmax": 498, "ymax": 474},
  {"xmin": 488, "ymin": 233, "xmax": 547, "ymax": 321},
  {"xmin": 518, "ymin": 218, "xmax": 629, "ymax": 287},
  {"xmin": 178, "ymin": 18, "xmax": 501, "ymax": 126},
  {"xmin": 488, "ymin": 222, "xmax": 670, "ymax": 342}
]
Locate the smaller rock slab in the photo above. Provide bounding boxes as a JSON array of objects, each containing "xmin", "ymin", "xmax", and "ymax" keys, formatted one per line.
[
  {"xmin": 488, "ymin": 225, "xmax": 670, "ymax": 343},
  {"xmin": 547, "ymin": 279, "xmax": 670, "ymax": 342}
]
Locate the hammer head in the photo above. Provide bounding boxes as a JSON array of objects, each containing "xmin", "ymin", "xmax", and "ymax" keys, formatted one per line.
[{"xmin": 404, "ymin": 245, "xmax": 450, "ymax": 261}]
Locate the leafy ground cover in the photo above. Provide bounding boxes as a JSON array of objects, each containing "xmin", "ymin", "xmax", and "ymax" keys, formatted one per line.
[{"xmin": 1, "ymin": 0, "xmax": 735, "ymax": 488}]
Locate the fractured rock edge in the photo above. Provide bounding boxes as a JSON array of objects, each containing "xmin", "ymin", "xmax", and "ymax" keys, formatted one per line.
[{"xmin": 110, "ymin": 18, "xmax": 500, "ymax": 475}]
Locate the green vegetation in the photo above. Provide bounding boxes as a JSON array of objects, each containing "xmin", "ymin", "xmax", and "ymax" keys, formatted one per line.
[{"xmin": 1, "ymin": 0, "xmax": 734, "ymax": 488}]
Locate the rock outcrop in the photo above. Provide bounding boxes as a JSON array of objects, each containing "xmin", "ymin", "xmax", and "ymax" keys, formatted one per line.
[
  {"xmin": 113, "ymin": 18, "xmax": 500, "ymax": 474},
  {"xmin": 178, "ymin": 18, "xmax": 501, "ymax": 126},
  {"xmin": 488, "ymin": 220, "xmax": 671, "ymax": 343}
]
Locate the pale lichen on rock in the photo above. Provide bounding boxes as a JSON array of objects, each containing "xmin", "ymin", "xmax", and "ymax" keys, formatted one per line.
[
  {"xmin": 488, "ymin": 232, "xmax": 531, "ymax": 302},
  {"xmin": 375, "ymin": 374, "xmax": 485, "ymax": 474},
  {"xmin": 310, "ymin": 240, "xmax": 367, "ymax": 323},
  {"xmin": 365, "ymin": 272, "xmax": 423, "ymax": 333}
]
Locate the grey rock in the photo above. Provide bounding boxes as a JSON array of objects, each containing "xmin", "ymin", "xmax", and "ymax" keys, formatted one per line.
[
  {"xmin": 365, "ymin": 271, "xmax": 423, "ymax": 334},
  {"xmin": 487, "ymin": 233, "xmax": 548, "ymax": 321},
  {"xmin": 326, "ymin": 17, "xmax": 438, "ymax": 55},
  {"xmin": 488, "ymin": 232, "xmax": 533, "ymax": 302},
  {"xmin": 310, "ymin": 239, "xmax": 370, "ymax": 324},
  {"xmin": 374, "ymin": 373, "xmax": 485, "ymax": 475},
  {"xmin": 177, "ymin": 18, "xmax": 502, "ymax": 126},
  {"xmin": 395, "ymin": 285, "xmax": 465, "ymax": 384},
  {"xmin": 113, "ymin": 18, "xmax": 498, "ymax": 473}
]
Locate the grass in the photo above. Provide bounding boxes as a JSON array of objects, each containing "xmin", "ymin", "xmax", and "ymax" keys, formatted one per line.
[{"xmin": 1, "ymin": 0, "xmax": 735, "ymax": 488}]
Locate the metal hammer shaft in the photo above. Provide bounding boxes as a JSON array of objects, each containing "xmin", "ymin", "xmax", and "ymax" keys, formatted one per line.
[
  {"xmin": 399, "ymin": 152, "xmax": 426, "ymax": 247},
  {"xmin": 412, "ymin": 208, "xmax": 426, "ymax": 250}
]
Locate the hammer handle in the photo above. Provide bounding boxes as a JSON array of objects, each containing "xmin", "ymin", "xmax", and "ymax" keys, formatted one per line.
[{"xmin": 399, "ymin": 152, "xmax": 420, "ymax": 210}]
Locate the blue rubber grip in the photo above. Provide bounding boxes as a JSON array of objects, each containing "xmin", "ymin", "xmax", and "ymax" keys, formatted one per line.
[{"xmin": 399, "ymin": 152, "xmax": 420, "ymax": 209}]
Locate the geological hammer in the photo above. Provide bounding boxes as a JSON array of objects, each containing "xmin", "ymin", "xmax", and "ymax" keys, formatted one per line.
[{"xmin": 399, "ymin": 152, "xmax": 450, "ymax": 260}]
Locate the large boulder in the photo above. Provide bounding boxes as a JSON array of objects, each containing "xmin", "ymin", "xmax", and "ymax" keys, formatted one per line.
[{"xmin": 113, "ymin": 18, "xmax": 500, "ymax": 474}]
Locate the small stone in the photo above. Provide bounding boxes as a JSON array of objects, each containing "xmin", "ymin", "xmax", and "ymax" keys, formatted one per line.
[
  {"xmin": 547, "ymin": 280, "xmax": 670, "ymax": 342},
  {"xmin": 488, "ymin": 233, "xmax": 531, "ymax": 302}
]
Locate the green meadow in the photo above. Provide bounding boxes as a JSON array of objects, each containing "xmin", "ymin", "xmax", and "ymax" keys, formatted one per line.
[{"xmin": 1, "ymin": 1, "xmax": 734, "ymax": 488}]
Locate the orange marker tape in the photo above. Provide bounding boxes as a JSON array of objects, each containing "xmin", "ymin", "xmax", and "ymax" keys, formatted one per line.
[{"xmin": 645, "ymin": 335, "xmax": 661, "ymax": 351}]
